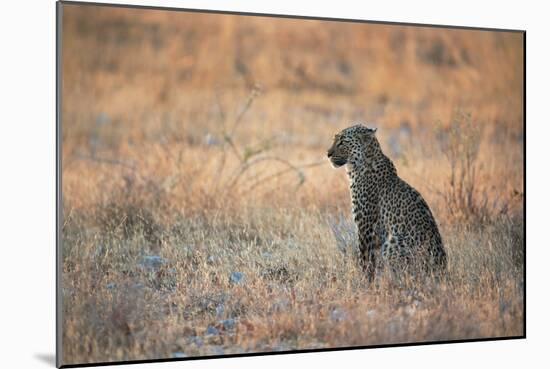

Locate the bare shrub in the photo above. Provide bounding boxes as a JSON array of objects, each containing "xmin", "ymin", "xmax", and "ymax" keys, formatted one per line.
[
  {"xmin": 211, "ymin": 86, "xmax": 325, "ymax": 196},
  {"xmin": 436, "ymin": 110, "xmax": 488, "ymax": 223}
]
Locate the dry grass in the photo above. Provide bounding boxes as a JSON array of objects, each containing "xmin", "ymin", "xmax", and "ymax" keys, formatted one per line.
[{"xmin": 60, "ymin": 4, "xmax": 524, "ymax": 366}]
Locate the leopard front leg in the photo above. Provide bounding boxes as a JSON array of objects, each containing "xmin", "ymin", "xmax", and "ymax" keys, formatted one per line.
[{"xmin": 358, "ymin": 223, "xmax": 380, "ymax": 283}]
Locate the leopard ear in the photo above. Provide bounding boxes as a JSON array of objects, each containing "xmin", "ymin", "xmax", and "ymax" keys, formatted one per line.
[
  {"xmin": 358, "ymin": 127, "xmax": 376, "ymax": 144},
  {"xmin": 359, "ymin": 126, "xmax": 377, "ymax": 139}
]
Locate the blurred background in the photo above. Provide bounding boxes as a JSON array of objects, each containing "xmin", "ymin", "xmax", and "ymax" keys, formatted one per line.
[{"xmin": 62, "ymin": 4, "xmax": 524, "ymax": 220}]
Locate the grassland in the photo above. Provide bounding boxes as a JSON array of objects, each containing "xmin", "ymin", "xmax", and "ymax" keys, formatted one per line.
[{"xmin": 60, "ymin": 4, "xmax": 524, "ymax": 366}]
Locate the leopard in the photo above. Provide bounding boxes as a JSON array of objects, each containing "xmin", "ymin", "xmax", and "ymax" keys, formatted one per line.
[{"xmin": 327, "ymin": 124, "xmax": 447, "ymax": 282}]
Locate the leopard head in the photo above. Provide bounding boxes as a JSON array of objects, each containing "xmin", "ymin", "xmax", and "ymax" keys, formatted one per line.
[{"xmin": 327, "ymin": 124, "xmax": 378, "ymax": 168}]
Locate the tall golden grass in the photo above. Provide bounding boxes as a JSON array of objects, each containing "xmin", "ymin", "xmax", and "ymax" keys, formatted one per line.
[{"xmin": 60, "ymin": 4, "xmax": 524, "ymax": 366}]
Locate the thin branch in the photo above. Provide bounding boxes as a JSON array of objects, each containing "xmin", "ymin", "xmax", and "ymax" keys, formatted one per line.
[
  {"xmin": 244, "ymin": 160, "xmax": 326, "ymax": 193},
  {"xmin": 223, "ymin": 134, "xmax": 243, "ymax": 162},
  {"xmin": 74, "ymin": 153, "xmax": 137, "ymax": 171},
  {"xmin": 224, "ymin": 156, "xmax": 291, "ymax": 191},
  {"xmin": 214, "ymin": 89, "xmax": 227, "ymax": 127},
  {"xmin": 229, "ymin": 86, "xmax": 260, "ymax": 137},
  {"xmin": 62, "ymin": 206, "xmax": 74, "ymax": 231}
]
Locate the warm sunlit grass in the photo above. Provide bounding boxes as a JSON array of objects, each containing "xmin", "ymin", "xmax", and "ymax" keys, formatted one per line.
[{"xmin": 60, "ymin": 4, "xmax": 524, "ymax": 366}]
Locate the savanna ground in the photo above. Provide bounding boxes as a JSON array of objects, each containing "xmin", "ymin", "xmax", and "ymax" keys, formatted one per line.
[{"xmin": 60, "ymin": 4, "xmax": 525, "ymax": 366}]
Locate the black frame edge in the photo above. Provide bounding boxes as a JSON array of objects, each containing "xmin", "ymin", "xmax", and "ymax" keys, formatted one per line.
[{"xmin": 522, "ymin": 30, "xmax": 526, "ymax": 339}]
